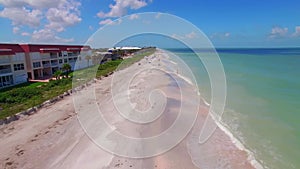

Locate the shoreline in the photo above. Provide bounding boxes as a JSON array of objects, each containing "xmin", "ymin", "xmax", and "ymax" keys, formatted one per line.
[
  {"xmin": 164, "ymin": 49, "xmax": 263, "ymax": 169},
  {"xmin": 210, "ymin": 110, "xmax": 264, "ymax": 169},
  {"xmin": 0, "ymin": 49, "xmax": 262, "ymax": 169}
]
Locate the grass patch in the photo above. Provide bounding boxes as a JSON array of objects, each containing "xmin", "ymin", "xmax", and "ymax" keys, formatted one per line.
[
  {"xmin": 0, "ymin": 78, "xmax": 72, "ymax": 119},
  {"xmin": 0, "ymin": 48, "xmax": 155, "ymax": 120}
]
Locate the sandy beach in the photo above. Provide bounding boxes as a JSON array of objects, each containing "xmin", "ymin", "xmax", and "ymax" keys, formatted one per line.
[{"xmin": 0, "ymin": 49, "xmax": 257, "ymax": 169}]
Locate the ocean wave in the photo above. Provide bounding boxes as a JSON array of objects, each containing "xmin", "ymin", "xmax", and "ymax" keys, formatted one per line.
[
  {"xmin": 160, "ymin": 49, "xmax": 265, "ymax": 169},
  {"xmin": 211, "ymin": 113, "xmax": 264, "ymax": 169}
]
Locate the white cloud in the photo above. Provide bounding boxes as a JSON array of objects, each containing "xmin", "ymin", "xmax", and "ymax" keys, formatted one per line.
[
  {"xmin": 45, "ymin": 1, "xmax": 82, "ymax": 32},
  {"xmin": 31, "ymin": 29, "xmax": 74, "ymax": 43},
  {"xmin": 268, "ymin": 26, "xmax": 300, "ymax": 39},
  {"xmin": 210, "ymin": 32, "xmax": 231, "ymax": 39},
  {"xmin": 99, "ymin": 19, "xmax": 122, "ymax": 25},
  {"xmin": 172, "ymin": 32, "xmax": 199, "ymax": 40},
  {"xmin": 0, "ymin": 7, "xmax": 42, "ymax": 27},
  {"xmin": 97, "ymin": 0, "xmax": 149, "ymax": 18},
  {"xmin": 269, "ymin": 26, "xmax": 288, "ymax": 39},
  {"xmin": 295, "ymin": 26, "xmax": 300, "ymax": 33},
  {"xmin": 292, "ymin": 26, "xmax": 300, "ymax": 37},
  {"xmin": 185, "ymin": 31, "xmax": 198, "ymax": 39},
  {"xmin": 27, "ymin": 0, "xmax": 64, "ymax": 9},
  {"xmin": 129, "ymin": 14, "xmax": 139, "ymax": 20},
  {"xmin": 0, "ymin": 0, "xmax": 27, "ymax": 7},
  {"xmin": 0, "ymin": 0, "xmax": 82, "ymax": 43},
  {"xmin": 13, "ymin": 26, "xmax": 20, "ymax": 34},
  {"xmin": 21, "ymin": 32, "xmax": 30, "ymax": 36},
  {"xmin": 171, "ymin": 34, "xmax": 182, "ymax": 40},
  {"xmin": 99, "ymin": 19, "xmax": 113, "ymax": 25},
  {"xmin": 0, "ymin": 0, "xmax": 63, "ymax": 9}
]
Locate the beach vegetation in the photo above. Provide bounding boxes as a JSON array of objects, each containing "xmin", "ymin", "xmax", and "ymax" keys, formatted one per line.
[
  {"xmin": 62, "ymin": 63, "xmax": 72, "ymax": 78},
  {"xmin": 53, "ymin": 70, "xmax": 63, "ymax": 80},
  {"xmin": 0, "ymin": 48, "xmax": 155, "ymax": 120}
]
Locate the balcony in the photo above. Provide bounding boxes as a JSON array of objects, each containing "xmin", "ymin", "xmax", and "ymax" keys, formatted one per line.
[
  {"xmin": 33, "ymin": 62, "xmax": 41, "ymax": 69},
  {"xmin": 0, "ymin": 57, "xmax": 10, "ymax": 64},
  {"xmin": 68, "ymin": 52, "xmax": 79, "ymax": 57},
  {"xmin": 0, "ymin": 68, "xmax": 12, "ymax": 74},
  {"xmin": 51, "ymin": 62, "xmax": 58, "ymax": 67},
  {"xmin": 43, "ymin": 63, "xmax": 51, "ymax": 68}
]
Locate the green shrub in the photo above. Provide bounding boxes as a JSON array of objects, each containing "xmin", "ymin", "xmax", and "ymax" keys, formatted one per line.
[{"xmin": 0, "ymin": 87, "xmax": 41, "ymax": 104}]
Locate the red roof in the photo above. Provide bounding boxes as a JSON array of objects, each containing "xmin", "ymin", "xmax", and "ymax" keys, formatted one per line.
[
  {"xmin": 0, "ymin": 43, "xmax": 25, "ymax": 55},
  {"xmin": 0, "ymin": 43, "xmax": 91, "ymax": 56},
  {"xmin": 20, "ymin": 44, "xmax": 91, "ymax": 53}
]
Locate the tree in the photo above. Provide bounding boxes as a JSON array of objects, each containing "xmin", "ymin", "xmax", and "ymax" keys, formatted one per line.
[
  {"xmin": 62, "ymin": 63, "xmax": 72, "ymax": 78},
  {"xmin": 85, "ymin": 55, "xmax": 92, "ymax": 67},
  {"xmin": 53, "ymin": 70, "xmax": 62, "ymax": 80}
]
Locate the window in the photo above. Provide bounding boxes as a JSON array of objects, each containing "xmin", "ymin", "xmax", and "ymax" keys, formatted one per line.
[
  {"xmin": 68, "ymin": 52, "xmax": 74, "ymax": 57},
  {"xmin": 64, "ymin": 59, "xmax": 68, "ymax": 63},
  {"xmin": 62, "ymin": 51, "xmax": 68, "ymax": 57},
  {"xmin": 33, "ymin": 62, "xmax": 41, "ymax": 68},
  {"xmin": 59, "ymin": 59, "xmax": 63, "ymax": 64},
  {"xmin": 50, "ymin": 52, "xmax": 57, "ymax": 58},
  {"xmin": 14, "ymin": 63, "xmax": 25, "ymax": 71},
  {"xmin": 0, "ymin": 75, "xmax": 13, "ymax": 88}
]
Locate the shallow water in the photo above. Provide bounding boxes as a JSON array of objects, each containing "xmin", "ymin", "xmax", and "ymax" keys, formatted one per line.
[{"xmin": 169, "ymin": 48, "xmax": 300, "ymax": 169}]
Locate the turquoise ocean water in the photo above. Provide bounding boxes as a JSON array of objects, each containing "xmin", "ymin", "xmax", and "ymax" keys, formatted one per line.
[{"xmin": 170, "ymin": 48, "xmax": 300, "ymax": 169}]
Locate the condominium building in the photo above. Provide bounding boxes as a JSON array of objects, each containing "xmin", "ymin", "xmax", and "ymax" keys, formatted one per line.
[
  {"xmin": 0, "ymin": 43, "xmax": 92, "ymax": 88},
  {"xmin": 20, "ymin": 44, "xmax": 92, "ymax": 80},
  {"xmin": 0, "ymin": 44, "xmax": 28, "ymax": 88}
]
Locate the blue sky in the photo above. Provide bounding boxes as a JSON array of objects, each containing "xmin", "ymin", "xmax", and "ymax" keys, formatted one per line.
[{"xmin": 0, "ymin": 0, "xmax": 300, "ymax": 48}]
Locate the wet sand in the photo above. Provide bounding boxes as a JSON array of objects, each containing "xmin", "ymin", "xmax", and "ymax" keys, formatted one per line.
[{"xmin": 0, "ymin": 49, "xmax": 256, "ymax": 169}]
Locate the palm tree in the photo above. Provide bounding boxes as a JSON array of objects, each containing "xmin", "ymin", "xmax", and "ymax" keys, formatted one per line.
[
  {"xmin": 62, "ymin": 63, "xmax": 72, "ymax": 78},
  {"xmin": 85, "ymin": 55, "xmax": 92, "ymax": 67},
  {"xmin": 53, "ymin": 70, "xmax": 62, "ymax": 80}
]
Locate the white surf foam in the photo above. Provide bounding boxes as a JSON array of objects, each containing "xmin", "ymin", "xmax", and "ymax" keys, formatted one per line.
[
  {"xmin": 169, "ymin": 60, "xmax": 178, "ymax": 65},
  {"xmin": 177, "ymin": 73, "xmax": 194, "ymax": 85},
  {"xmin": 209, "ymin": 110, "xmax": 265, "ymax": 169},
  {"xmin": 202, "ymin": 99, "xmax": 211, "ymax": 106},
  {"xmin": 159, "ymin": 49, "xmax": 265, "ymax": 169}
]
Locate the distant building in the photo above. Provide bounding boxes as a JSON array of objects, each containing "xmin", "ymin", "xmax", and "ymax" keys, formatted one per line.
[
  {"xmin": 108, "ymin": 46, "xmax": 142, "ymax": 58},
  {"xmin": 0, "ymin": 44, "xmax": 28, "ymax": 88},
  {"xmin": 0, "ymin": 43, "xmax": 92, "ymax": 88},
  {"xmin": 93, "ymin": 51, "xmax": 113, "ymax": 64}
]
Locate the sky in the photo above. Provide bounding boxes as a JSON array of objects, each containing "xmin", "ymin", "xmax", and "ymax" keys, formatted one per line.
[{"xmin": 0, "ymin": 0, "xmax": 300, "ymax": 48}]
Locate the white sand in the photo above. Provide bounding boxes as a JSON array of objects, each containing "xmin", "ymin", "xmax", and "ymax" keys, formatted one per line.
[{"xmin": 0, "ymin": 50, "xmax": 256, "ymax": 169}]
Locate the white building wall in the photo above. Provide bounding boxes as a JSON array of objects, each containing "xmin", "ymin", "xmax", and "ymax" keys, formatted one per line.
[
  {"xmin": 0, "ymin": 53, "xmax": 27, "ymax": 88},
  {"xmin": 13, "ymin": 71, "xmax": 27, "ymax": 84}
]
